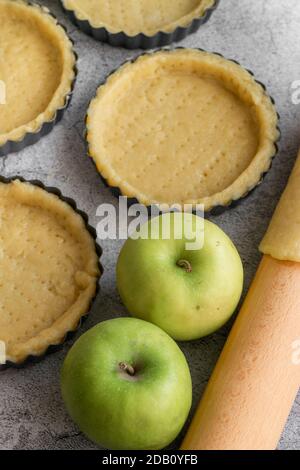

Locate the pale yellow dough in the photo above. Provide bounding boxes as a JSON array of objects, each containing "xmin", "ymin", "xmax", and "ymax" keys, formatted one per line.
[
  {"xmin": 260, "ymin": 151, "xmax": 300, "ymax": 262},
  {"xmin": 0, "ymin": 0, "xmax": 75, "ymax": 146},
  {"xmin": 0, "ymin": 180, "xmax": 100, "ymax": 364},
  {"xmin": 62, "ymin": 0, "xmax": 215, "ymax": 35},
  {"xmin": 87, "ymin": 49, "xmax": 279, "ymax": 211}
]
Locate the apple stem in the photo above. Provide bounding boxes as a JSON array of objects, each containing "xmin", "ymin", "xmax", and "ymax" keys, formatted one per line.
[
  {"xmin": 177, "ymin": 259, "xmax": 192, "ymax": 273},
  {"xmin": 119, "ymin": 362, "xmax": 135, "ymax": 376}
]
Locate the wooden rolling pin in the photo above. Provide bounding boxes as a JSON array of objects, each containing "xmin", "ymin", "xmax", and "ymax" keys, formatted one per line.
[{"xmin": 181, "ymin": 152, "xmax": 300, "ymax": 450}]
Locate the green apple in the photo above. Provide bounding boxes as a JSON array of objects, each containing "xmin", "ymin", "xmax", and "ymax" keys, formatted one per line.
[
  {"xmin": 117, "ymin": 213, "xmax": 243, "ymax": 341},
  {"xmin": 61, "ymin": 317, "xmax": 192, "ymax": 450}
]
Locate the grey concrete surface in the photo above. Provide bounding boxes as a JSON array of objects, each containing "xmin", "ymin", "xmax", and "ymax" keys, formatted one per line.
[{"xmin": 0, "ymin": 0, "xmax": 299, "ymax": 450}]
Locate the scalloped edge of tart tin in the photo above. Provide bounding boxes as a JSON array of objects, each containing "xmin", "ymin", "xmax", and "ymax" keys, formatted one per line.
[
  {"xmin": 0, "ymin": 175, "xmax": 103, "ymax": 370},
  {"xmin": 85, "ymin": 47, "xmax": 281, "ymax": 216},
  {"xmin": 61, "ymin": 0, "xmax": 220, "ymax": 49},
  {"xmin": 0, "ymin": 3, "xmax": 78, "ymax": 157}
]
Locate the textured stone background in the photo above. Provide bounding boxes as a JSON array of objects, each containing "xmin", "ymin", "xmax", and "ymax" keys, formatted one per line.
[{"xmin": 0, "ymin": 0, "xmax": 299, "ymax": 450}]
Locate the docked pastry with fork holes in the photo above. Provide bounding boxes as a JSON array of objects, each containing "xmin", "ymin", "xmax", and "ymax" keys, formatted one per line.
[{"xmin": 0, "ymin": 179, "xmax": 101, "ymax": 366}]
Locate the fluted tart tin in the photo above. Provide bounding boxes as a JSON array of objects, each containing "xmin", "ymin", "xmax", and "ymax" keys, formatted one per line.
[
  {"xmin": 0, "ymin": 1, "xmax": 77, "ymax": 157},
  {"xmin": 61, "ymin": 0, "xmax": 220, "ymax": 50},
  {"xmin": 0, "ymin": 175, "xmax": 103, "ymax": 370},
  {"xmin": 85, "ymin": 48, "xmax": 280, "ymax": 215}
]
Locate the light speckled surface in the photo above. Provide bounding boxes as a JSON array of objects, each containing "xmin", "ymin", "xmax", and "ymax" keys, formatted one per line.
[{"xmin": 0, "ymin": 0, "xmax": 299, "ymax": 450}]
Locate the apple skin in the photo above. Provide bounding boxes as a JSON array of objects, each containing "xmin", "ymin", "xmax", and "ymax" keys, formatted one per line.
[
  {"xmin": 117, "ymin": 213, "xmax": 244, "ymax": 341},
  {"xmin": 61, "ymin": 317, "xmax": 192, "ymax": 450}
]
